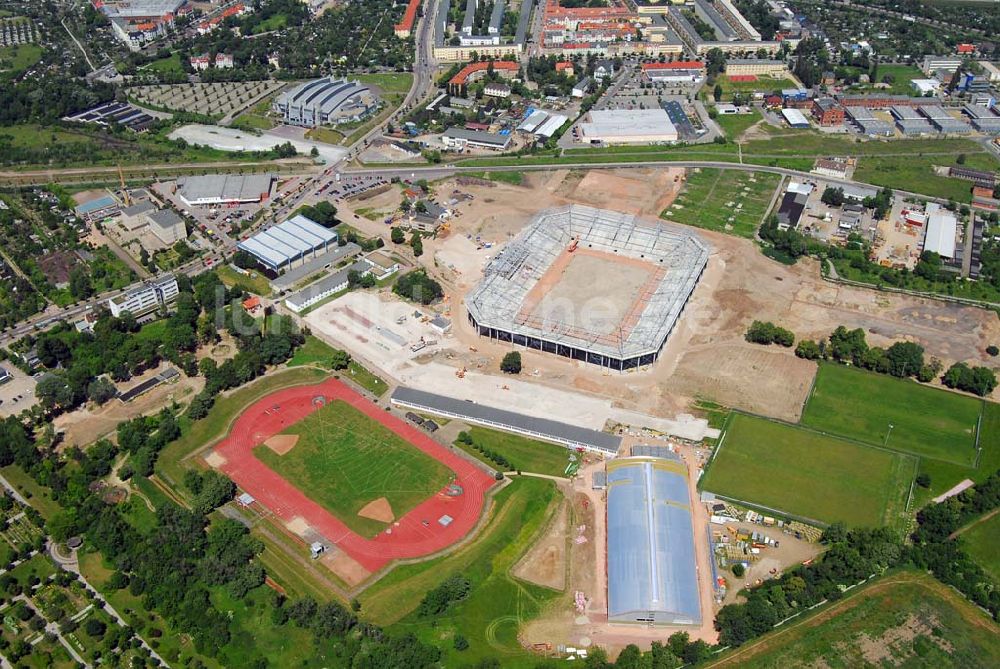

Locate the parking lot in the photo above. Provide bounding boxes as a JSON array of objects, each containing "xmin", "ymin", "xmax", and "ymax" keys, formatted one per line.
[{"xmin": 0, "ymin": 366, "xmax": 38, "ymax": 418}]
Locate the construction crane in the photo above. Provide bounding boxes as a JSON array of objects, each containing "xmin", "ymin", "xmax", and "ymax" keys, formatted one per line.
[{"xmin": 118, "ymin": 165, "xmax": 131, "ymax": 206}]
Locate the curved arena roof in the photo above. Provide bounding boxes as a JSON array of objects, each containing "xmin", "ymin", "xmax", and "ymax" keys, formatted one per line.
[{"xmin": 606, "ymin": 454, "xmax": 701, "ymax": 625}]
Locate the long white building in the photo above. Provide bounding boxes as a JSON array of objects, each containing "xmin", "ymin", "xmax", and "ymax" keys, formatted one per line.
[{"xmin": 108, "ymin": 275, "xmax": 179, "ymax": 318}]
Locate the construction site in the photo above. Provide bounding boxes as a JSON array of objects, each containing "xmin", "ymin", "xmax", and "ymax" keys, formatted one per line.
[{"xmin": 465, "ymin": 205, "xmax": 710, "ymax": 371}]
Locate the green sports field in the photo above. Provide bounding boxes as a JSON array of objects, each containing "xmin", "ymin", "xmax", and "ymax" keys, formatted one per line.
[
  {"xmin": 701, "ymin": 413, "xmax": 914, "ymax": 527},
  {"xmin": 960, "ymin": 512, "xmax": 1000, "ymax": 582},
  {"xmin": 662, "ymin": 168, "xmax": 781, "ymax": 238},
  {"xmin": 254, "ymin": 399, "xmax": 452, "ymax": 537},
  {"xmin": 802, "ymin": 363, "xmax": 982, "ymax": 466}
]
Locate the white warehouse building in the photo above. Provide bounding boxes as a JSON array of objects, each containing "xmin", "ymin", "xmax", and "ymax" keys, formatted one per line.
[{"xmin": 236, "ymin": 215, "xmax": 339, "ymax": 273}]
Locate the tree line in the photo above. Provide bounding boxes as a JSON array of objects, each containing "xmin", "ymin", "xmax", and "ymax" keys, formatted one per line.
[{"xmin": 795, "ymin": 325, "xmax": 997, "ymax": 395}]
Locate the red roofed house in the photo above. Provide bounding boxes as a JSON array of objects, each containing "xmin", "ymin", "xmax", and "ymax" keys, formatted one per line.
[
  {"xmin": 394, "ymin": 0, "xmax": 421, "ymax": 38},
  {"xmin": 555, "ymin": 61, "xmax": 574, "ymax": 77},
  {"xmin": 190, "ymin": 54, "xmax": 210, "ymax": 71},
  {"xmin": 215, "ymin": 53, "xmax": 234, "ymax": 69},
  {"xmin": 957, "ymin": 43, "xmax": 976, "ymax": 54},
  {"xmin": 447, "ymin": 60, "xmax": 520, "ymax": 96},
  {"xmin": 242, "ymin": 296, "xmax": 262, "ymax": 316},
  {"xmin": 641, "ymin": 61, "xmax": 705, "ymax": 83}
]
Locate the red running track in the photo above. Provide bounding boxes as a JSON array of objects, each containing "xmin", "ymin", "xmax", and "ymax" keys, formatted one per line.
[{"xmin": 212, "ymin": 378, "xmax": 495, "ymax": 572}]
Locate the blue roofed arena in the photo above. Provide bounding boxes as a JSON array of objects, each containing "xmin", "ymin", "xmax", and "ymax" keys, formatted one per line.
[
  {"xmin": 606, "ymin": 454, "xmax": 702, "ymax": 625},
  {"xmin": 236, "ymin": 215, "xmax": 338, "ymax": 272}
]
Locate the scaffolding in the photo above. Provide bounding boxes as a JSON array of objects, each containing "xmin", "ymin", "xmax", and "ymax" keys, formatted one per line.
[{"xmin": 466, "ymin": 205, "xmax": 709, "ymax": 369}]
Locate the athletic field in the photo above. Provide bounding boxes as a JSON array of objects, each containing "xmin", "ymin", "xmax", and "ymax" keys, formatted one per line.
[
  {"xmin": 701, "ymin": 413, "xmax": 913, "ymax": 527},
  {"xmin": 960, "ymin": 511, "xmax": 1000, "ymax": 582},
  {"xmin": 802, "ymin": 363, "xmax": 982, "ymax": 466},
  {"xmin": 254, "ymin": 399, "xmax": 452, "ymax": 537}
]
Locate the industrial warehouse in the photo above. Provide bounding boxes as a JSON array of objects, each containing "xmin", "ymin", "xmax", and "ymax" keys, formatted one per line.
[
  {"xmin": 577, "ymin": 109, "xmax": 679, "ymax": 145},
  {"xmin": 465, "ymin": 205, "xmax": 708, "ymax": 370},
  {"xmin": 272, "ymin": 77, "xmax": 379, "ymax": 127},
  {"xmin": 175, "ymin": 173, "xmax": 275, "ymax": 207},
  {"xmin": 236, "ymin": 215, "xmax": 339, "ymax": 272},
  {"xmin": 606, "ymin": 454, "xmax": 701, "ymax": 625}
]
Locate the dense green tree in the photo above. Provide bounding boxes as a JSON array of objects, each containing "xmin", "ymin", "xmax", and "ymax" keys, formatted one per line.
[{"xmin": 501, "ymin": 351, "xmax": 522, "ymax": 374}]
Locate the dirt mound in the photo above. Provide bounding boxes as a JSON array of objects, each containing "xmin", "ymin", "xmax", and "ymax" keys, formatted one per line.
[
  {"xmin": 358, "ymin": 497, "xmax": 394, "ymax": 523},
  {"xmin": 264, "ymin": 434, "xmax": 299, "ymax": 455}
]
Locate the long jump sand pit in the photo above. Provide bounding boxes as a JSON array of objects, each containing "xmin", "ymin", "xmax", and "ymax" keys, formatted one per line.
[
  {"xmin": 358, "ymin": 497, "xmax": 394, "ymax": 523},
  {"xmin": 204, "ymin": 451, "xmax": 227, "ymax": 468},
  {"xmin": 321, "ymin": 550, "xmax": 372, "ymax": 588},
  {"xmin": 263, "ymin": 434, "xmax": 299, "ymax": 455}
]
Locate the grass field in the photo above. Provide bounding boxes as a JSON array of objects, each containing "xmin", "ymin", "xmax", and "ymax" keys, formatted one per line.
[
  {"xmin": 714, "ymin": 108, "xmax": 762, "ymax": 140},
  {"xmin": 455, "ymin": 427, "xmax": 573, "ymax": 478},
  {"xmin": 156, "ymin": 367, "xmax": 328, "ymax": 490},
  {"xmin": 143, "ymin": 52, "xmax": 184, "ymax": 75},
  {"xmin": 842, "ymin": 64, "xmax": 924, "ymax": 96},
  {"xmin": 362, "ymin": 476, "xmax": 561, "ymax": 667},
  {"xmin": 802, "ymin": 364, "xmax": 982, "ymax": 466},
  {"xmin": 287, "ymin": 335, "xmax": 389, "ymax": 396},
  {"xmin": 467, "ymin": 170, "xmax": 524, "ymax": 185},
  {"xmin": 254, "ymin": 399, "xmax": 451, "ymax": 536},
  {"xmin": 706, "ymin": 571, "xmax": 1000, "ymax": 669},
  {"xmin": 216, "ymin": 264, "xmax": 271, "ymax": 296},
  {"xmin": 0, "ymin": 43, "xmax": 43, "ymax": 76},
  {"xmin": 0, "ymin": 465, "xmax": 63, "ymax": 520},
  {"xmin": 716, "ymin": 75, "xmax": 798, "ymax": 100},
  {"xmin": 662, "ymin": 168, "xmax": 781, "ymax": 238},
  {"xmin": 702, "ymin": 413, "xmax": 913, "ymax": 527},
  {"xmin": 959, "ymin": 511, "xmax": 1000, "ymax": 582}
]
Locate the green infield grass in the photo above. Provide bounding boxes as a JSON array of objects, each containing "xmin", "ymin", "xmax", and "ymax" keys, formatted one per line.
[
  {"xmin": 701, "ymin": 413, "xmax": 913, "ymax": 527},
  {"xmin": 662, "ymin": 168, "xmax": 781, "ymax": 238},
  {"xmin": 254, "ymin": 399, "xmax": 451, "ymax": 536},
  {"xmin": 363, "ymin": 476, "xmax": 561, "ymax": 668},
  {"xmin": 705, "ymin": 571, "xmax": 1000, "ymax": 669},
  {"xmin": 802, "ymin": 363, "xmax": 982, "ymax": 466},
  {"xmin": 959, "ymin": 511, "xmax": 1000, "ymax": 582},
  {"xmin": 455, "ymin": 426, "xmax": 574, "ymax": 477},
  {"xmin": 156, "ymin": 366, "xmax": 328, "ymax": 490}
]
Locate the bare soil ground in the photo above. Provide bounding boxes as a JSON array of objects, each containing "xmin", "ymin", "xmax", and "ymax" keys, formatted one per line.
[
  {"xmin": 322, "ymin": 549, "xmax": 371, "ymax": 587},
  {"xmin": 54, "ymin": 365, "xmax": 201, "ymax": 448},
  {"xmin": 263, "ymin": 434, "xmax": 299, "ymax": 455},
  {"xmin": 357, "ymin": 497, "xmax": 394, "ymax": 523},
  {"xmin": 512, "ymin": 497, "xmax": 569, "ymax": 591}
]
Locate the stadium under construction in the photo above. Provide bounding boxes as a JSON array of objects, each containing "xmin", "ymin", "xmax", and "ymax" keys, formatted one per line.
[{"xmin": 465, "ymin": 205, "xmax": 709, "ymax": 371}]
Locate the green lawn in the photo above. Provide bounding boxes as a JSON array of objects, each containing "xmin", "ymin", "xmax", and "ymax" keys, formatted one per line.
[
  {"xmin": 254, "ymin": 399, "xmax": 452, "ymax": 537},
  {"xmin": 802, "ymin": 363, "xmax": 982, "ymax": 466},
  {"xmin": 0, "ymin": 43, "xmax": 43, "ymax": 76},
  {"xmin": 216, "ymin": 264, "xmax": 271, "ymax": 296},
  {"xmin": 287, "ymin": 335, "xmax": 389, "ymax": 396},
  {"xmin": 842, "ymin": 64, "xmax": 924, "ymax": 96},
  {"xmin": 663, "ymin": 168, "xmax": 781, "ymax": 238},
  {"xmin": 0, "ymin": 465, "xmax": 64, "ymax": 520},
  {"xmin": 716, "ymin": 75, "xmax": 799, "ymax": 100},
  {"xmin": 356, "ymin": 73, "xmax": 414, "ymax": 96},
  {"xmin": 701, "ymin": 413, "xmax": 913, "ymax": 527},
  {"xmin": 455, "ymin": 427, "xmax": 574, "ymax": 477},
  {"xmin": 143, "ymin": 52, "xmax": 183, "ymax": 75},
  {"xmin": 363, "ymin": 477, "xmax": 562, "ymax": 668},
  {"xmin": 714, "ymin": 108, "xmax": 762, "ymax": 140},
  {"xmin": 708, "ymin": 571, "xmax": 1000, "ymax": 669},
  {"xmin": 467, "ymin": 170, "xmax": 524, "ymax": 185},
  {"xmin": 156, "ymin": 367, "xmax": 328, "ymax": 490},
  {"xmin": 960, "ymin": 512, "xmax": 1000, "ymax": 582}
]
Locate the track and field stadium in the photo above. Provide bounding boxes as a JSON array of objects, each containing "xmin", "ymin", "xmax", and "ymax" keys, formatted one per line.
[
  {"xmin": 207, "ymin": 378, "xmax": 495, "ymax": 574},
  {"xmin": 465, "ymin": 205, "xmax": 709, "ymax": 370}
]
